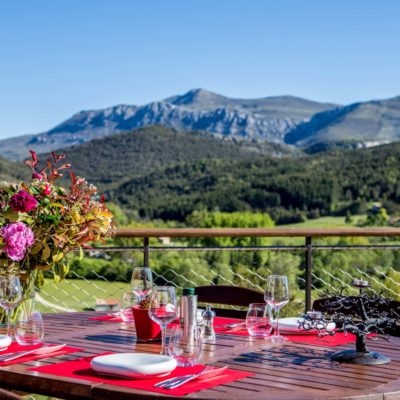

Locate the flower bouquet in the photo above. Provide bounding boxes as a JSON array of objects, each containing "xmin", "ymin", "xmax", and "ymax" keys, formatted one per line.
[{"xmin": 0, "ymin": 151, "xmax": 114, "ymax": 319}]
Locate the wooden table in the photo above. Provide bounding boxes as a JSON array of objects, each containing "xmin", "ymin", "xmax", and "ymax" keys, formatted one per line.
[{"xmin": 1, "ymin": 312, "xmax": 400, "ymax": 400}]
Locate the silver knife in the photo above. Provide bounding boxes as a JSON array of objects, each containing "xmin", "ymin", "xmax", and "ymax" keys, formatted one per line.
[{"xmin": 1, "ymin": 344, "xmax": 67, "ymax": 362}]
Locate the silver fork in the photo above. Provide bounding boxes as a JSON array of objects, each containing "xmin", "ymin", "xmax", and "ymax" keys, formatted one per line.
[
  {"xmin": 155, "ymin": 365, "xmax": 215, "ymax": 388},
  {"xmin": 0, "ymin": 350, "xmax": 29, "ymax": 362},
  {"xmin": 162, "ymin": 365, "xmax": 216, "ymax": 389}
]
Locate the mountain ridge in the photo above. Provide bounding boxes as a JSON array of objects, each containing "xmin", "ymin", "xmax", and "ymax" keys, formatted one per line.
[
  {"xmin": 2, "ymin": 88, "xmax": 400, "ymax": 161},
  {"xmin": 0, "ymin": 89, "xmax": 337, "ymax": 160}
]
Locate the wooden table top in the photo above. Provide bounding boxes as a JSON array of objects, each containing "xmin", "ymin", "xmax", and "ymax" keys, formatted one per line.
[{"xmin": 1, "ymin": 312, "xmax": 400, "ymax": 400}]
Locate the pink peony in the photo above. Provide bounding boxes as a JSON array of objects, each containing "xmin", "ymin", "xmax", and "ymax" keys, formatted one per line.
[
  {"xmin": 1, "ymin": 222, "xmax": 35, "ymax": 261},
  {"xmin": 10, "ymin": 190, "xmax": 38, "ymax": 213}
]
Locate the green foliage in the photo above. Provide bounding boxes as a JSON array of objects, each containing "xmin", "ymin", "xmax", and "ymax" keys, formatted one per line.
[
  {"xmin": 109, "ymin": 142, "xmax": 400, "ymax": 223},
  {"xmin": 360, "ymin": 206, "xmax": 389, "ymax": 227},
  {"xmin": 0, "ymin": 155, "xmax": 29, "ymax": 182},
  {"xmin": 106, "ymin": 202, "xmax": 129, "ymax": 226},
  {"xmin": 44, "ymin": 126, "xmax": 262, "ymax": 191}
]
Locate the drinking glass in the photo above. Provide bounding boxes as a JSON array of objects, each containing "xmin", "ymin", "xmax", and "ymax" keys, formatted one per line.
[
  {"xmin": 148, "ymin": 286, "xmax": 177, "ymax": 355},
  {"xmin": 264, "ymin": 275, "xmax": 290, "ymax": 342},
  {"xmin": 246, "ymin": 303, "xmax": 272, "ymax": 338},
  {"xmin": 0, "ymin": 275, "xmax": 22, "ymax": 339},
  {"xmin": 119, "ymin": 291, "xmax": 135, "ymax": 322},
  {"xmin": 131, "ymin": 267, "xmax": 153, "ymax": 301},
  {"xmin": 15, "ymin": 299, "xmax": 44, "ymax": 345},
  {"xmin": 169, "ymin": 325, "xmax": 202, "ymax": 366}
]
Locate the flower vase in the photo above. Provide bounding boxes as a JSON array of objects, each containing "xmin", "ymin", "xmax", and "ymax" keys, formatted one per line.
[
  {"xmin": 14, "ymin": 293, "xmax": 44, "ymax": 345},
  {"xmin": 0, "ymin": 272, "xmax": 38, "ymax": 326},
  {"xmin": 132, "ymin": 306, "xmax": 161, "ymax": 341}
]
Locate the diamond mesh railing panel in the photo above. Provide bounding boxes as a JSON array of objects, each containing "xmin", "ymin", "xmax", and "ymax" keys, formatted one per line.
[{"xmin": 36, "ymin": 239, "xmax": 400, "ymax": 316}]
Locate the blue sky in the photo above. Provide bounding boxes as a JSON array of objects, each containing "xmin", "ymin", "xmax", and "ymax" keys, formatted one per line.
[{"xmin": 1, "ymin": 0, "xmax": 399, "ymax": 139}]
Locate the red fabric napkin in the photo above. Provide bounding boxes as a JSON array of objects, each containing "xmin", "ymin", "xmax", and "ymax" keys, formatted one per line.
[
  {"xmin": 0, "ymin": 342, "xmax": 82, "ymax": 366},
  {"xmin": 29, "ymin": 355, "xmax": 253, "ymax": 397}
]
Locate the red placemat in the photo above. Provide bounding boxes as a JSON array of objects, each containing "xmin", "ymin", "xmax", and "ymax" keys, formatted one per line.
[
  {"xmin": 213, "ymin": 317, "xmax": 356, "ymax": 346},
  {"xmin": 0, "ymin": 342, "xmax": 82, "ymax": 366},
  {"xmin": 214, "ymin": 317, "xmax": 249, "ymax": 336},
  {"xmin": 88, "ymin": 314, "xmax": 124, "ymax": 322},
  {"xmin": 286, "ymin": 332, "xmax": 355, "ymax": 346},
  {"xmin": 29, "ymin": 355, "xmax": 253, "ymax": 397}
]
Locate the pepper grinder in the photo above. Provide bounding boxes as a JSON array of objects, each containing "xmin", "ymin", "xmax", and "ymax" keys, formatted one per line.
[{"xmin": 201, "ymin": 306, "xmax": 216, "ymax": 343}]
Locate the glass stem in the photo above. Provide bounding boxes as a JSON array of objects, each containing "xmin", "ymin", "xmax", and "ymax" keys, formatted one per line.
[
  {"xmin": 160, "ymin": 326, "xmax": 167, "ymax": 355},
  {"xmin": 275, "ymin": 308, "xmax": 280, "ymax": 337},
  {"xmin": 6, "ymin": 309, "xmax": 12, "ymax": 338}
]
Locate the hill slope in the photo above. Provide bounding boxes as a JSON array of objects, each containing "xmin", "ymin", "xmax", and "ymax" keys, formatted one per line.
[
  {"xmin": 108, "ymin": 142, "xmax": 400, "ymax": 221},
  {"xmin": 0, "ymin": 156, "xmax": 29, "ymax": 182},
  {"xmin": 42, "ymin": 126, "xmax": 286, "ymax": 190},
  {"xmin": 285, "ymin": 96, "xmax": 400, "ymax": 148}
]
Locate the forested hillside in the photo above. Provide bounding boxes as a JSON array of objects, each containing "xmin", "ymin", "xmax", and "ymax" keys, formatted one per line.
[
  {"xmin": 42, "ymin": 126, "xmax": 293, "ymax": 190},
  {"xmin": 109, "ymin": 142, "xmax": 400, "ymax": 222},
  {"xmin": 0, "ymin": 155, "xmax": 29, "ymax": 182}
]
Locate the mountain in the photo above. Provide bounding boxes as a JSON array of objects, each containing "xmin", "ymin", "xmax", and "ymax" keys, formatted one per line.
[
  {"xmin": 40, "ymin": 126, "xmax": 292, "ymax": 191},
  {"xmin": 285, "ymin": 96, "xmax": 400, "ymax": 148},
  {"xmin": 0, "ymin": 89, "xmax": 337, "ymax": 160},
  {"xmin": 107, "ymin": 142, "xmax": 400, "ymax": 221}
]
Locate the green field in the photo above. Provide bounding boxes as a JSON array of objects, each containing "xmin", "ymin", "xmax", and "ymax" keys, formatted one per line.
[
  {"xmin": 37, "ymin": 279, "xmax": 130, "ymax": 313},
  {"xmin": 282, "ymin": 215, "xmax": 365, "ymax": 228}
]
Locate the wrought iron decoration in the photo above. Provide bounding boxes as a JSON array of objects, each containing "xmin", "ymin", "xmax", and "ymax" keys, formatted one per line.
[{"xmin": 299, "ymin": 280, "xmax": 400, "ymax": 365}]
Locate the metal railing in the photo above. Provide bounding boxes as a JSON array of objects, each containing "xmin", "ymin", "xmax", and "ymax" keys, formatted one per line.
[{"xmin": 37, "ymin": 228, "xmax": 400, "ymax": 314}]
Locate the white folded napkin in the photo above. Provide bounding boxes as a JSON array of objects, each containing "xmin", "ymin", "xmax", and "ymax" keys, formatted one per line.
[{"xmin": 279, "ymin": 317, "xmax": 335, "ymax": 335}]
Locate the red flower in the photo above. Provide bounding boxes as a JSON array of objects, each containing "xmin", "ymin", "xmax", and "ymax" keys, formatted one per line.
[
  {"xmin": 42, "ymin": 184, "xmax": 52, "ymax": 196},
  {"xmin": 10, "ymin": 190, "xmax": 39, "ymax": 212}
]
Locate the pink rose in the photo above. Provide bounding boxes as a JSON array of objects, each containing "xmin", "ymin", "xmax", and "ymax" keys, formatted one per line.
[
  {"xmin": 1, "ymin": 222, "xmax": 35, "ymax": 261},
  {"xmin": 10, "ymin": 190, "xmax": 38, "ymax": 213}
]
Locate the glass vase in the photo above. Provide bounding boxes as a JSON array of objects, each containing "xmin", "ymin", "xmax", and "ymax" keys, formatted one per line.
[{"xmin": 15, "ymin": 295, "xmax": 44, "ymax": 346}]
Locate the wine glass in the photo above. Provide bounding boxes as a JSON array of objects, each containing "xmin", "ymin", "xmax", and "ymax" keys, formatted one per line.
[
  {"xmin": 0, "ymin": 275, "xmax": 22, "ymax": 339},
  {"xmin": 131, "ymin": 267, "xmax": 153, "ymax": 301},
  {"xmin": 148, "ymin": 286, "xmax": 177, "ymax": 355},
  {"xmin": 264, "ymin": 275, "xmax": 290, "ymax": 342},
  {"xmin": 119, "ymin": 291, "xmax": 135, "ymax": 322}
]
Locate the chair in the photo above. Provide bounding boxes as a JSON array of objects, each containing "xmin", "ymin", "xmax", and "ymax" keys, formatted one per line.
[{"xmin": 195, "ymin": 285, "xmax": 265, "ymax": 318}]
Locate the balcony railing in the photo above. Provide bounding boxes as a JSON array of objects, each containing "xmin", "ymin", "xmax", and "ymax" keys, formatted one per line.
[{"xmin": 38, "ymin": 228, "xmax": 400, "ymax": 314}]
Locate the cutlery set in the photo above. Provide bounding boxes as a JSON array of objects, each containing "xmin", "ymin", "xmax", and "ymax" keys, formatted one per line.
[
  {"xmin": 0, "ymin": 344, "xmax": 67, "ymax": 363},
  {"xmin": 154, "ymin": 365, "xmax": 228, "ymax": 389},
  {"xmin": 218, "ymin": 322, "xmax": 247, "ymax": 331}
]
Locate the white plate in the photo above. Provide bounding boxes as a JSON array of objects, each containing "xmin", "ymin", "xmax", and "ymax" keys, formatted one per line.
[
  {"xmin": 91, "ymin": 353, "xmax": 177, "ymax": 379},
  {"xmin": 279, "ymin": 317, "xmax": 335, "ymax": 335},
  {"xmin": 0, "ymin": 335, "xmax": 11, "ymax": 351}
]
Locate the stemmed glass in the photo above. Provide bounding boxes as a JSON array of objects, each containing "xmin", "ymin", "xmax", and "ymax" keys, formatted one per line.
[
  {"xmin": 148, "ymin": 286, "xmax": 177, "ymax": 355},
  {"xmin": 0, "ymin": 276, "xmax": 22, "ymax": 339},
  {"xmin": 264, "ymin": 275, "xmax": 290, "ymax": 343},
  {"xmin": 131, "ymin": 267, "xmax": 153, "ymax": 301}
]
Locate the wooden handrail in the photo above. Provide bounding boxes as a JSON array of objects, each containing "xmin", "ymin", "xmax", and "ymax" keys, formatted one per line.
[{"xmin": 115, "ymin": 227, "xmax": 400, "ymax": 238}]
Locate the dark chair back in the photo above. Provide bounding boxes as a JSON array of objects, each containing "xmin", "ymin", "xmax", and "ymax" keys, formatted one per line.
[
  {"xmin": 0, "ymin": 389, "xmax": 22, "ymax": 400},
  {"xmin": 195, "ymin": 285, "xmax": 265, "ymax": 318}
]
